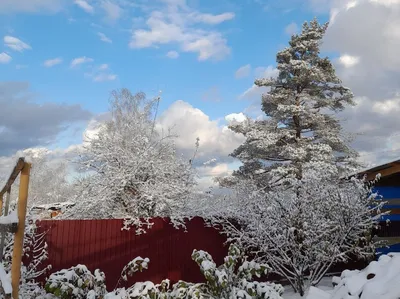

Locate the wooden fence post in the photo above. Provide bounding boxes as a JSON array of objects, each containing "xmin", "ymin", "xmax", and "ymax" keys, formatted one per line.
[
  {"xmin": 11, "ymin": 162, "xmax": 30, "ymax": 299},
  {"xmin": 0, "ymin": 189, "xmax": 11, "ymax": 261}
]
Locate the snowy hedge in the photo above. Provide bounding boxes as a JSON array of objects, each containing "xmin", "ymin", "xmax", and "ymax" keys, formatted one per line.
[{"xmin": 43, "ymin": 244, "xmax": 284, "ymax": 299}]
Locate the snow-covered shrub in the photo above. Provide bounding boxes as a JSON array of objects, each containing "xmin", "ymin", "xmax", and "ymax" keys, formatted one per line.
[
  {"xmin": 213, "ymin": 177, "xmax": 385, "ymax": 296},
  {"xmin": 45, "ymin": 246, "xmax": 283, "ymax": 299},
  {"xmin": 44, "ymin": 265, "xmax": 106, "ymax": 299},
  {"xmin": 115, "ymin": 257, "xmax": 150, "ymax": 289},
  {"xmin": 191, "ymin": 244, "xmax": 284, "ymax": 299},
  {"xmin": 120, "ymin": 257, "xmax": 150, "ymax": 282},
  {"xmin": 107, "ymin": 280, "xmax": 172, "ymax": 299}
]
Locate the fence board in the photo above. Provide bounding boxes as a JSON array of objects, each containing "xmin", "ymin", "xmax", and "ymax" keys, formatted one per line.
[{"xmin": 35, "ymin": 217, "xmax": 227, "ymax": 290}]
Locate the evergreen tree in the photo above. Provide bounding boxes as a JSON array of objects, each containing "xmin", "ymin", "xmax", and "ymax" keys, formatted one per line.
[
  {"xmin": 223, "ymin": 19, "xmax": 357, "ymax": 189},
  {"xmin": 213, "ymin": 19, "xmax": 385, "ymax": 296}
]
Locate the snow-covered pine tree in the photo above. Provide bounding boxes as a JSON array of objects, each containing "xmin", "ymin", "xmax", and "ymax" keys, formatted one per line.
[
  {"xmin": 220, "ymin": 19, "xmax": 357, "ymax": 189},
  {"xmin": 65, "ymin": 89, "xmax": 196, "ymax": 233},
  {"xmin": 213, "ymin": 19, "xmax": 385, "ymax": 296}
]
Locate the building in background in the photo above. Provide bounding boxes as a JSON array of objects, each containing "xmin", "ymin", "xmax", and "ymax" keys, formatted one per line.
[
  {"xmin": 31, "ymin": 201, "xmax": 75, "ymax": 219},
  {"xmin": 358, "ymin": 159, "xmax": 400, "ymax": 254}
]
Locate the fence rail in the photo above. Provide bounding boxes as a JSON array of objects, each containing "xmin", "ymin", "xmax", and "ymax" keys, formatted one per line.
[{"xmin": 0, "ymin": 157, "xmax": 31, "ymax": 299}]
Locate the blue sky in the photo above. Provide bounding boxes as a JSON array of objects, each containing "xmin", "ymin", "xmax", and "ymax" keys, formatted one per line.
[
  {"xmin": 2, "ymin": 0, "xmax": 400, "ymax": 184},
  {"xmin": 0, "ymin": 0, "xmax": 328, "ymax": 120}
]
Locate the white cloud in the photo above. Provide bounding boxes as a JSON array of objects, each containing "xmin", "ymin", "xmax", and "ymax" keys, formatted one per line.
[
  {"xmin": 101, "ymin": 0, "xmax": 122, "ymax": 21},
  {"xmin": 0, "ymin": 52, "xmax": 11, "ymax": 64},
  {"xmin": 372, "ymin": 98, "xmax": 400, "ymax": 114},
  {"xmin": 70, "ymin": 56, "xmax": 93, "ymax": 68},
  {"xmin": 321, "ymin": 0, "xmax": 400, "ymax": 166},
  {"xmin": 225, "ymin": 113, "xmax": 247, "ymax": 124},
  {"xmin": 370, "ymin": 0, "xmax": 400, "ymax": 7},
  {"xmin": 338, "ymin": 54, "xmax": 360, "ymax": 68},
  {"xmin": 4, "ymin": 36, "xmax": 31, "ymax": 52},
  {"xmin": 166, "ymin": 50, "xmax": 179, "ymax": 59},
  {"xmin": 44, "ymin": 57, "xmax": 63, "ymax": 67},
  {"xmin": 240, "ymin": 84, "xmax": 268, "ymax": 100},
  {"xmin": 240, "ymin": 65, "xmax": 278, "ymax": 100},
  {"xmin": 98, "ymin": 63, "xmax": 108, "ymax": 70},
  {"xmin": 97, "ymin": 32, "xmax": 112, "ymax": 43},
  {"xmin": 156, "ymin": 100, "xmax": 244, "ymax": 163},
  {"xmin": 84, "ymin": 63, "xmax": 116, "ymax": 82},
  {"xmin": 93, "ymin": 73, "xmax": 117, "ymax": 82},
  {"xmin": 254, "ymin": 65, "xmax": 279, "ymax": 78},
  {"xmin": 346, "ymin": 0, "xmax": 358, "ymax": 9},
  {"xmin": 129, "ymin": 1, "xmax": 233, "ymax": 61},
  {"xmin": 74, "ymin": 0, "xmax": 94, "ymax": 13},
  {"xmin": 190, "ymin": 12, "xmax": 235, "ymax": 25},
  {"xmin": 235, "ymin": 64, "xmax": 251, "ymax": 79},
  {"xmin": 285, "ymin": 22, "xmax": 298, "ymax": 35}
]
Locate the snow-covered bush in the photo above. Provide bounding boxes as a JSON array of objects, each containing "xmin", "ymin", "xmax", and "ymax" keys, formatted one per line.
[
  {"xmin": 191, "ymin": 244, "xmax": 284, "ymax": 299},
  {"xmin": 109, "ymin": 244, "xmax": 283, "ymax": 299},
  {"xmin": 115, "ymin": 257, "xmax": 150, "ymax": 289},
  {"xmin": 44, "ymin": 246, "xmax": 283, "ymax": 299},
  {"xmin": 213, "ymin": 176, "xmax": 384, "ymax": 296},
  {"xmin": 44, "ymin": 265, "xmax": 106, "ymax": 299}
]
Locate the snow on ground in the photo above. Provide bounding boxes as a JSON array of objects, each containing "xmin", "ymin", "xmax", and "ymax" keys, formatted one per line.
[
  {"xmin": 299, "ymin": 253, "xmax": 400, "ymax": 299},
  {"xmin": 283, "ymin": 277, "xmax": 334, "ymax": 299},
  {"xmin": 0, "ymin": 263, "xmax": 12, "ymax": 295}
]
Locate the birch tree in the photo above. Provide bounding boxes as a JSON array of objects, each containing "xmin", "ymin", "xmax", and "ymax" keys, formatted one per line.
[{"xmin": 66, "ymin": 89, "xmax": 196, "ymax": 232}]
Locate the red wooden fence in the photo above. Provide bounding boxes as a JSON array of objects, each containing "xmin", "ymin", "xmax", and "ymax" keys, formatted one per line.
[{"xmin": 35, "ymin": 217, "xmax": 228, "ymax": 290}]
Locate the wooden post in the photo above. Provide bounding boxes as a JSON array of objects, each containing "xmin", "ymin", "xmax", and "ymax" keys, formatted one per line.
[
  {"xmin": 0, "ymin": 193, "xmax": 3, "ymax": 217},
  {"xmin": 11, "ymin": 163, "xmax": 30, "ymax": 299},
  {"xmin": 0, "ymin": 189, "xmax": 12, "ymax": 261},
  {"xmin": 4, "ymin": 190, "xmax": 10, "ymax": 218}
]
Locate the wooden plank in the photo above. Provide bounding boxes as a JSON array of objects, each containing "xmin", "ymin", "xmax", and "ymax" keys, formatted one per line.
[
  {"xmin": 364, "ymin": 162, "xmax": 400, "ymax": 181},
  {"xmin": 374, "ymin": 237, "xmax": 400, "ymax": 246}
]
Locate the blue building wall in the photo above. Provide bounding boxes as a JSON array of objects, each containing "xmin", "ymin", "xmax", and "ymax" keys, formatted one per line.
[
  {"xmin": 373, "ymin": 186, "xmax": 400, "ymax": 200},
  {"xmin": 373, "ymin": 186, "xmax": 400, "ymax": 253},
  {"xmin": 373, "ymin": 186, "xmax": 400, "ymax": 220}
]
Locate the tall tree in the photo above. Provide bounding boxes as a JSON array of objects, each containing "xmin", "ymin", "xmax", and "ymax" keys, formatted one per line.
[
  {"xmin": 213, "ymin": 19, "xmax": 385, "ymax": 296},
  {"xmin": 220, "ymin": 19, "xmax": 357, "ymax": 189},
  {"xmin": 66, "ymin": 89, "xmax": 196, "ymax": 232},
  {"xmin": 6, "ymin": 148, "xmax": 72, "ymax": 208}
]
